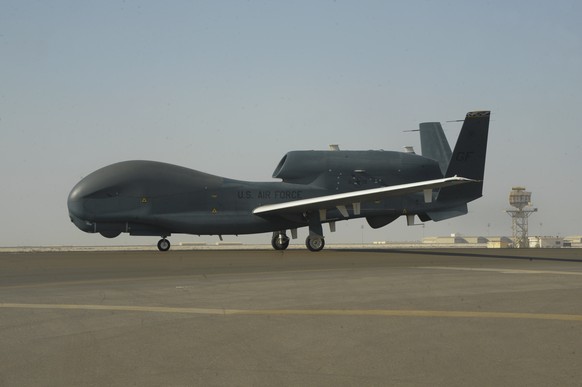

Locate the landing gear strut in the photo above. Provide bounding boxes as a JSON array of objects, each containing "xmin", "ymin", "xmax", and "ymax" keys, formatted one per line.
[
  {"xmin": 157, "ymin": 238, "xmax": 171, "ymax": 252},
  {"xmin": 305, "ymin": 236, "xmax": 325, "ymax": 252},
  {"xmin": 271, "ymin": 232, "xmax": 290, "ymax": 250},
  {"xmin": 305, "ymin": 210, "xmax": 325, "ymax": 252}
]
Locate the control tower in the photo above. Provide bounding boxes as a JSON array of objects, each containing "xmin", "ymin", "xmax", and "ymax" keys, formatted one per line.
[{"xmin": 506, "ymin": 187, "xmax": 537, "ymax": 248}]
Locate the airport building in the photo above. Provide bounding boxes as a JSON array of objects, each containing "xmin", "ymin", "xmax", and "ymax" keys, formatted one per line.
[
  {"xmin": 422, "ymin": 234, "xmax": 504, "ymax": 247},
  {"xmin": 563, "ymin": 236, "xmax": 582, "ymax": 248},
  {"xmin": 528, "ymin": 236, "xmax": 563, "ymax": 248},
  {"xmin": 418, "ymin": 235, "xmax": 575, "ymax": 248}
]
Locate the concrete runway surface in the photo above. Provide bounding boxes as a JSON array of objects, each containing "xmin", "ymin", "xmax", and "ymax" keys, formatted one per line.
[{"xmin": 1, "ymin": 248, "xmax": 582, "ymax": 386}]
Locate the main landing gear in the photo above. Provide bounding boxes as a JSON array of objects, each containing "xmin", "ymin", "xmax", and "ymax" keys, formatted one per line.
[
  {"xmin": 157, "ymin": 238, "xmax": 171, "ymax": 252},
  {"xmin": 305, "ymin": 236, "xmax": 325, "ymax": 252},
  {"xmin": 270, "ymin": 231, "xmax": 325, "ymax": 252}
]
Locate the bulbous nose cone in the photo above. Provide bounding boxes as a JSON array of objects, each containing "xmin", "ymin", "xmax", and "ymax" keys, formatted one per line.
[
  {"xmin": 67, "ymin": 160, "xmax": 165, "ymax": 234},
  {"xmin": 67, "ymin": 160, "xmax": 219, "ymax": 235},
  {"xmin": 67, "ymin": 175, "xmax": 98, "ymax": 233},
  {"xmin": 67, "ymin": 179, "xmax": 89, "ymax": 215},
  {"xmin": 67, "ymin": 162, "xmax": 125, "ymax": 233}
]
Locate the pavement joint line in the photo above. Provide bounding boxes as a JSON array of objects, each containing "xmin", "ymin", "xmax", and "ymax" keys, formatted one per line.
[
  {"xmin": 2, "ymin": 303, "xmax": 582, "ymax": 322},
  {"xmin": 0, "ymin": 268, "xmax": 362, "ymax": 290},
  {"xmin": 419, "ymin": 266, "xmax": 582, "ymax": 276}
]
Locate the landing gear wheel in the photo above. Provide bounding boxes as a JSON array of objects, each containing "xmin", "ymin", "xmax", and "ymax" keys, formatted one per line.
[
  {"xmin": 271, "ymin": 234, "xmax": 290, "ymax": 250},
  {"xmin": 305, "ymin": 236, "xmax": 325, "ymax": 252},
  {"xmin": 157, "ymin": 238, "xmax": 171, "ymax": 252}
]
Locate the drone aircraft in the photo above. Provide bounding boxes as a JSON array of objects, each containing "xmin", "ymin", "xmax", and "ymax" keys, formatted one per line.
[{"xmin": 68, "ymin": 110, "xmax": 490, "ymax": 251}]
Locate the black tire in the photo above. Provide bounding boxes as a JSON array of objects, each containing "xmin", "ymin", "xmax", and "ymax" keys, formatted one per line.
[
  {"xmin": 305, "ymin": 236, "xmax": 325, "ymax": 252},
  {"xmin": 157, "ymin": 238, "xmax": 171, "ymax": 252},
  {"xmin": 271, "ymin": 235, "xmax": 290, "ymax": 250}
]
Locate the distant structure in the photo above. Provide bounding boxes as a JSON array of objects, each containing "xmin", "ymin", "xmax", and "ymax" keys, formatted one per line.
[{"xmin": 506, "ymin": 187, "xmax": 537, "ymax": 248}]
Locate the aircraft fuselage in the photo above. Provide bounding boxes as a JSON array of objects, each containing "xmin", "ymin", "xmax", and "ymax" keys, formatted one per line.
[{"xmin": 68, "ymin": 152, "xmax": 446, "ymax": 238}]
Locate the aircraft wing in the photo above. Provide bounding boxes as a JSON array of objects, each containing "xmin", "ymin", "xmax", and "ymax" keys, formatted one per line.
[{"xmin": 253, "ymin": 176, "xmax": 477, "ymax": 217}]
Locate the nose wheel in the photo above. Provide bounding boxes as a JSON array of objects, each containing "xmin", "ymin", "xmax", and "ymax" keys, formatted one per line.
[
  {"xmin": 271, "ymin": 232, "xmax": 290, "ymax": 250},
  {"xmin": 157, "ymin": 238, "xmax": 171, "ymax": 252}
]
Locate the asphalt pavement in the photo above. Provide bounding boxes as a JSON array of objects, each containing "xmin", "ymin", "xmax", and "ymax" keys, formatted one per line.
[{"xmin": 1, "ymin": 248, "xmax": 582, "ymax": 386}]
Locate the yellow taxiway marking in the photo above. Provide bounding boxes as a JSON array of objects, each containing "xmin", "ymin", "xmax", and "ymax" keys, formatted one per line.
[
  {"xmin": 1, "ymin": 303, "xmax": 582, "ymax": 322},
  {"xmin": 420, "ymin": 267, "xmax": 582, "ymax": 276}
]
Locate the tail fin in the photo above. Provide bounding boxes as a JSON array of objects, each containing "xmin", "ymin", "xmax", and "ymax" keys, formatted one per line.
[
  {"xmin": 419, "ymin": 122, "xmax": 452, "ymax": 176},
  {"xmin": 437, "ymin": 111, "xmax": 490, "ymax": 203}
]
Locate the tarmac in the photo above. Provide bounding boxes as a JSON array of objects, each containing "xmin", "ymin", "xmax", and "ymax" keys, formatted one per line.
[{"xmin": 1, "ymin": 247, "xmax": 582, "ymax": 386}]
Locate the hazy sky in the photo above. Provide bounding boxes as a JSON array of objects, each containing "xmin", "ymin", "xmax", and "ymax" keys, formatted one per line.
[{"xmin": 2, "ymin": 1, "xmax": 581, "ymax": 247}]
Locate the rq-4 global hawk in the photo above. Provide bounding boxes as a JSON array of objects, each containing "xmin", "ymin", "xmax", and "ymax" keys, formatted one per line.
[{"xmin": 68, "ymin": 111, "xmax": 490, "ymax": 251}]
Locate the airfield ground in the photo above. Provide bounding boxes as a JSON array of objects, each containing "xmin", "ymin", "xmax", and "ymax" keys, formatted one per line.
[{"xmin": 1, "ymin": 248, "xmax": 582, "ymax": 386}]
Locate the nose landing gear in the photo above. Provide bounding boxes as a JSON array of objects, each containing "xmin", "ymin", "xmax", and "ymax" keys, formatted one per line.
[
  {"xmin": 271, "ymin": 231, "xmax": 290, "ymax": 250},
  {"xmin": 157, "ymin": 238, "xmax": 171, "ymax": 251}
]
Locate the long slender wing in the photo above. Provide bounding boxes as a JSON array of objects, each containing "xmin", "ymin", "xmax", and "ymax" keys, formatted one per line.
[{"xmin": 253, "ymin": 176, "xmax": 477, "ymax": 216}]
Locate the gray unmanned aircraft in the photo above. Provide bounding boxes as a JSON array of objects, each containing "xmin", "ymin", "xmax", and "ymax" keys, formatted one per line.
[{"xmin": 68, "ymin": 110, "xmax": 490, "ymax": 251}]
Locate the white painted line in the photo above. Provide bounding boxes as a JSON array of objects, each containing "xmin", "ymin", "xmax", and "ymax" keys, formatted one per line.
[
  {"xmin": 419, "ymin": 267, "xmax": 582, "ymax": 276},
  {"xmin": 2, "ymin": 303, "xmax": 582, "ymax": 322}
]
